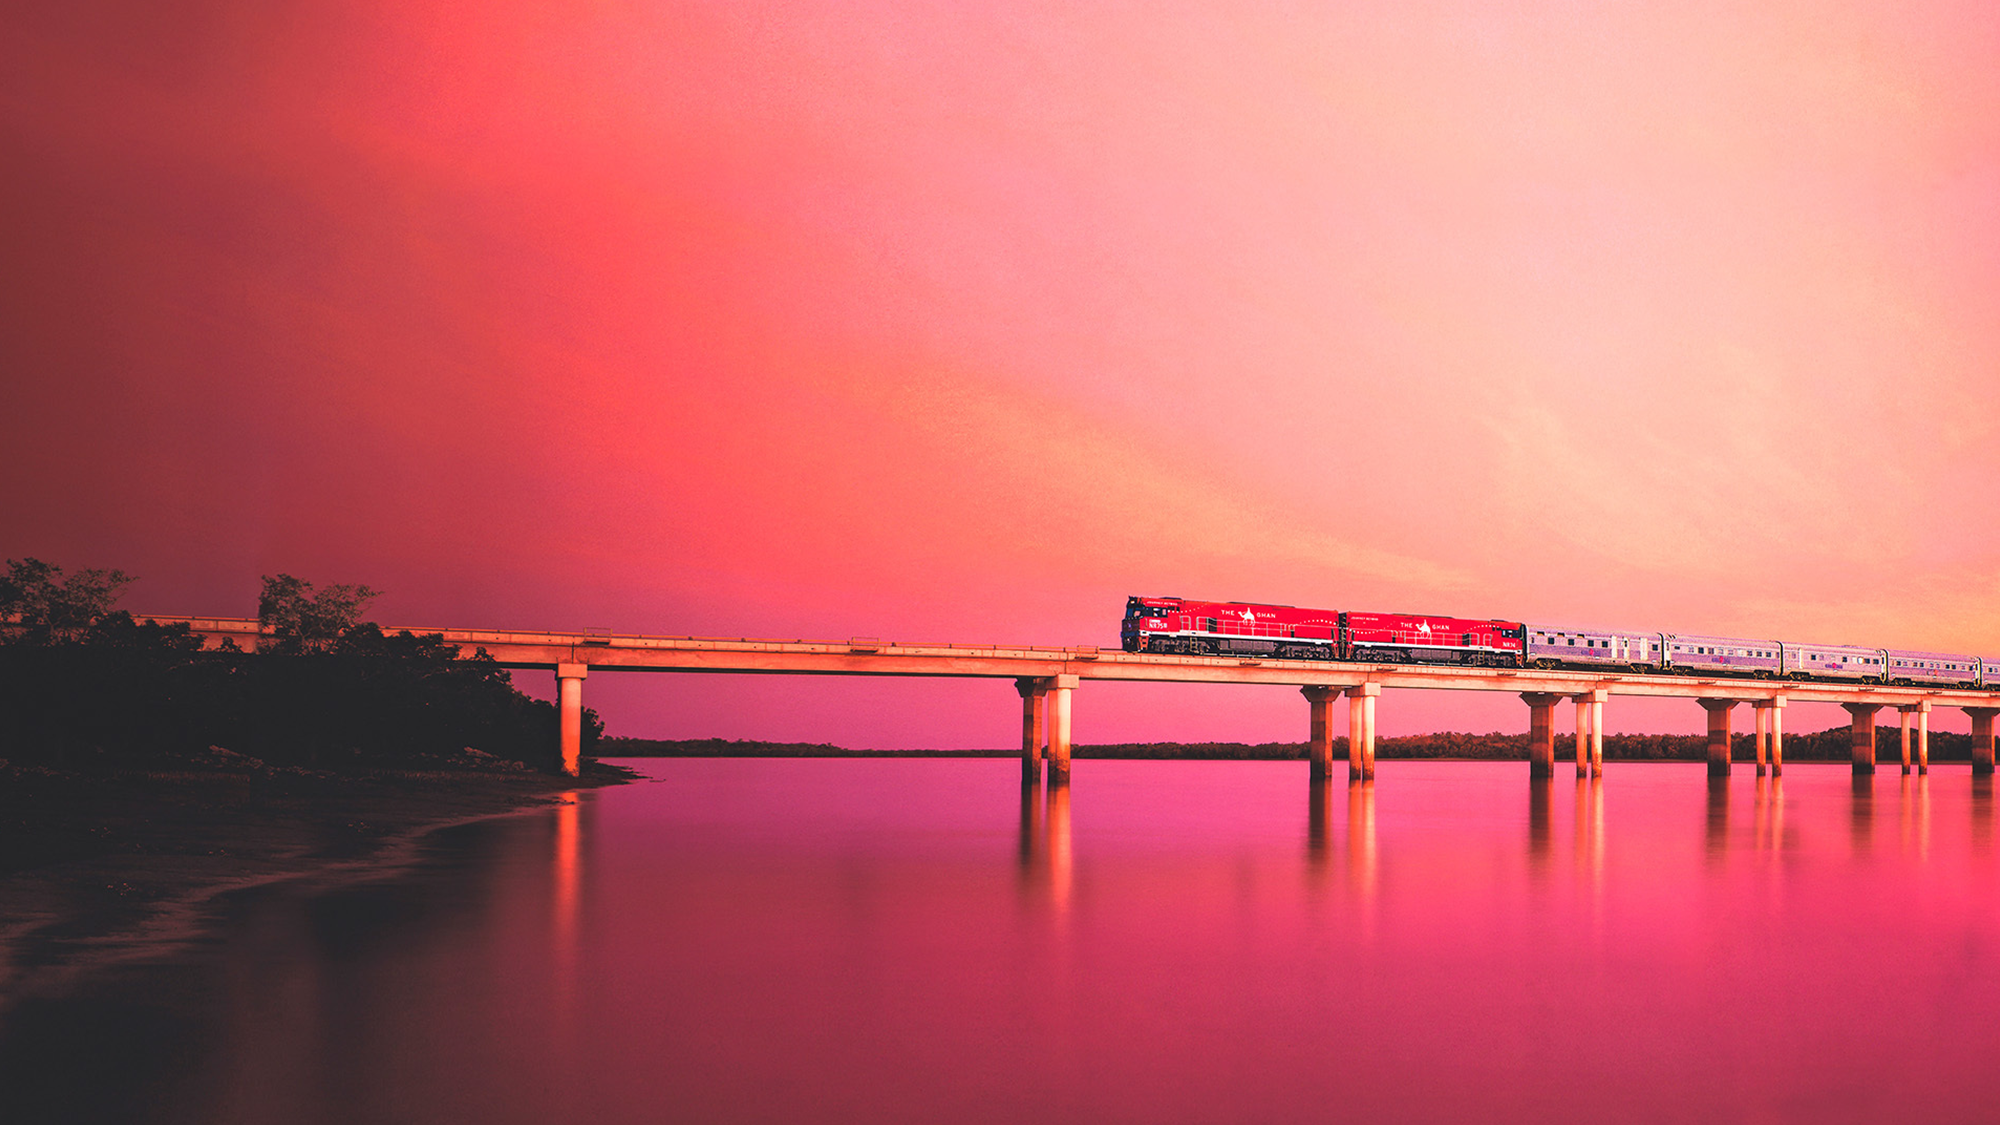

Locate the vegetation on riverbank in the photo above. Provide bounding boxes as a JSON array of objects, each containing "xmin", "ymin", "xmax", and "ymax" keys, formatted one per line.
[
  {"xmin": 0, "ymin": 559, "xmax": 603, "ymax": 773},
  {"xmin": 0, "ymin": 557, "xmax": 634, "ymax": 1002}
]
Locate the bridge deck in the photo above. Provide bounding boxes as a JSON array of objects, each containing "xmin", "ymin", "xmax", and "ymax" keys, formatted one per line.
[{"xmin": 142, "ymin": 616, "xmax": 2000, "ymax": 709}]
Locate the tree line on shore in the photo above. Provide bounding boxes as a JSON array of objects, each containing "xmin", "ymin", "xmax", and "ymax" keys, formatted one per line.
[
  {"xmin": 604, "ymin": 727, "xmax": 1971, "ymax": 761},
  {"xmin": 0, "ymin": 558, "xmax": 600, "ymax": 773}
]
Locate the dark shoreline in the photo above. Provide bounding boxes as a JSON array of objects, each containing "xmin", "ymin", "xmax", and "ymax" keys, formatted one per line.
[{"xmin": 0, "ymin": 758, "xmax": 634, "ymax": 1010}]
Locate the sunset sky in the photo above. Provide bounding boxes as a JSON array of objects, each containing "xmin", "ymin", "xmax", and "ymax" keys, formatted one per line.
[{"xmin": 6, "ymin": 1, "xmax": 2000, "ymax": 747}]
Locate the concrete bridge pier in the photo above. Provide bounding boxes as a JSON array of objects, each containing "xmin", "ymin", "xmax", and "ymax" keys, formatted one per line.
[
  {"xmin": 1302, "ymin": 686, "xmax": 1339, "ymax": 780},
  {"xmin": 1589, "ymin": 691, "xmax": 1605, "ymax": 774},
  {"xmin": 556, "ymin": 662, "xmax": 587, "ymax": 778},
  {"xmin": 1346, "ymin": 683, "xmax": 1379, "ymax": 780},
  {"xmin": 1967, "ymin": 707, "xmax": 1999, "ymax": 776},
  {"xmin": 1916, "ymin": 701, "xmax": 1930, "ymax": 774},
  {"xmin": 1699, "ymin": 699, "xmax": 1737, "ymax": 778},
  {"xmin": 1046, "ymin": 674, "xmax": 1078, "ymax": 785},
  {"xmin": 1842, "ymin": 702, "xmax": 1881, "ymax": 776},
  {"xmin": 1752, "ymin": 697, "xmax": 1788, "ymax": 777},
  {"xmin": 1015, "ymin": 678, "xmax": 1048, "ymax": 785},
  {"xmin": 1522, "ymin": 693, "xmax": 1563, "ymax": 778},
  {"xmin": 1896, "ymin": 702, "xmax": 1931, "ymax": 775},
  {"xmin": 1572, "ymin": 689, "xmax": 1606, "ymax": 776},
  {"xmin": 1573, "ymin": 695, "xmax": 1592, "ymax": 774}
]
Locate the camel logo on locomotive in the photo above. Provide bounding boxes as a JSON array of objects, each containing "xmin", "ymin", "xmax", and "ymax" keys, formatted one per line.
[{"xmin": 1119, "ymin": 594, "xmax": 1995, "ymax": 688}]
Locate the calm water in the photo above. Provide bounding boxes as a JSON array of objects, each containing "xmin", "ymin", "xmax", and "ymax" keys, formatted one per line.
[{"xmin": 10, "ymin": 757, "xmax": 2000, "ymax": 1123}]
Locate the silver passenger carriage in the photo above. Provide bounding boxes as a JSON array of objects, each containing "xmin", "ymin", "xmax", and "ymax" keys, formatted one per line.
[
  {"xmin": 1663, "ymin": 634, "xmax": 1783, "ymax": 677},
  {"xmin": 1783, "ymin": 642, "xmax": 1885, "ymax": 681},
  {"xmin": 1524, "ymin": 624, "xmax": 1660, "ymax": 669},
  {"xmin": 1884, "ymin": 650, "xmax": 1980, "ymax": 687}
]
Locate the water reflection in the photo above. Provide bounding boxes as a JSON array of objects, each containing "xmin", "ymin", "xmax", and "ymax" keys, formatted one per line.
[
  {"xmin": 1047, "ymin": 784, "xmax": 1073, "ymax": 914},
  {"xmin": 1850, "ymin": 773, "xmax": 1875, "ymax": 857},
  {"xmin": 1017, "ymin": 782, "xmax": 1072, "ymax": 914},
  {"xmin": 1753, "ymin": 775, "xmax": 1785, "ymax": 855},
  {"xmin": 1306, "ymin": 779, "xmax": 1333, "ymax": 873},
  {"xmin": 1528, "ymin": 778, "xmax": 1552, "ymax": 870},
  {"xmin": 553, "ymin": 791, "xmax": 580, "ymax": 948},
  {"xmin": 1976, "ymin": 775, "xmax": 1994, "ymax": 851},
  {"xmin": 1348, "ymin": 781, "xmax": 1376, "ymax": 905},
  {"xmin": 1899, "ymin": 774, "xmax": 1931, "ymax": 862},
  {"xmin": 1574, "ymin": 776, "xmax": 1603, "ymax": 893},
  {"xmin": 1017, "ymin": 782, "xmax": 1043, "ymax": 868},
  {"xmin": 31, "ymin": 760, "xmax": 2000, "ymax": 1124},
  {"xmin": 1704, "ymin": 778, "xmax": 1729, "ymax": 861},
  {"xmin": 551, "ymin": 791, "xmax": 582, "ymax": 1044}
]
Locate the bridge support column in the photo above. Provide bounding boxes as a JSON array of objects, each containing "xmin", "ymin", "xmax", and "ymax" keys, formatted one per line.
[
  {"xmin": 1571, "ymin": 689, "xmax": 1606, "ymax": 776},
  {"xmin": 1047, "ymin": 674, "xmax": 1078, "ymax": 786},
  {"xmin": 1917, "ymin": 701, "xmax": 1930, "ymax": 775},
  {"xmin": 1590, "ymin": 693, "xmax": 1605, "ymax": 774},
  {"xmin": 1754, "ymin": 703, "xmax": 1769, "ymax": 776},
  {"xmin": 1522, "ymin": 693, "xmax": 1563, "ymax": 778},
  {"xmin": 1302, "ymin": 686, "xmax": 1339, "ymax": 781},
  {"xmin": 556, "ymin": 663, "xmax": 587, "ymax": 778},
  {"xmin": 1967, "ymin": 708, "xmax": 1999, "ymax": 776},
  {"xmin": 1346, "ymin": 683, "xmax": 1379, "ymax": 780},
  {"xmin": 1897, "ymin": 706, "xmax": 1915, "ymax": 775},
  {"xmin": 1761, "ymin": 696, "xmax": 1786, "ymax": 777},
  {"xmin": 1015, "ymin": 678, "xmax": 1048, "ymax": 786},
  {"xmin": 1573, "ymin": 696, "xmax": 1591, "ymax": 774},
  {"xmin": 1699, "ymin": 700, "xmax": 1737, "ymax": 778},
  {"xmin": 1843, "ymin": 703, "xmax": 1881, "ymax": 776}
]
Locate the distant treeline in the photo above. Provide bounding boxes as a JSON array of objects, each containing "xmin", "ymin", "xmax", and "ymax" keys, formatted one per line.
[
  {"xmin": 0, "ymin": 560, "xmax": 601, "ymax": 772},
  {"xmin": 605, "ymin": 728, "xmax": 1972, "ymax": 762},
  {"xmin": 602, "ymin": 738, "xmax": 1009, "ymax": 758}
]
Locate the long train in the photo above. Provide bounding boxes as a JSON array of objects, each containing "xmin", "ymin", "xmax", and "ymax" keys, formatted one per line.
[{"xmin": 1120, "ymin": 596, "xmax": 1999, "ymax": 689}]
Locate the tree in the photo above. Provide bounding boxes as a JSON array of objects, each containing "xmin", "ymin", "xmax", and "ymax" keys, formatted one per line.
[
  {"xmin": 0, "ymin": 557, "xmax": 135, "ymax": 641},
  {"xmin": 257, "ymin": 574, "xmax": 382, "ymax": 653}
]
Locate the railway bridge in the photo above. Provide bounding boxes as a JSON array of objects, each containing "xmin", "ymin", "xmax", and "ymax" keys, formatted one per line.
[{"xmin": 140, "ymin": 616, "xmax": 2000, "ymax": 783}]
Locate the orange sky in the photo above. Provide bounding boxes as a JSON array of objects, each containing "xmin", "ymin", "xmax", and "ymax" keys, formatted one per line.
[{"xmin": 6, "ymin": 1, "xmax": 2000, "ymax": 746}]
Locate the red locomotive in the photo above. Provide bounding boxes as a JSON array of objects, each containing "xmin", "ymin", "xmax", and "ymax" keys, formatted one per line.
[{"xmin": 1121, "ymin": 596, "xmax": 1526, "ymax": 667}]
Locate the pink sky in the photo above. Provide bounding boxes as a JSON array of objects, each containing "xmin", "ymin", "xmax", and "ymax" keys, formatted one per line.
[{"xmin": 6, "ymin": 1, "xmax": 1999, "ymax": 746}]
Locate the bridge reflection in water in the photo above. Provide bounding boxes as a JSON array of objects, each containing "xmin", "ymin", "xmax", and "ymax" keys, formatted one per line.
[
  {"xmin": 1017, "ymin": 780, "xmax": 1073, "ymax": 914},
  {"xmin": 552, "ymin": 792, "xmax": 581, "ymax": 1007},
  {"xmin": 19, "ymin": 758, "xmax": 1996, "ymax": 1124}
]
